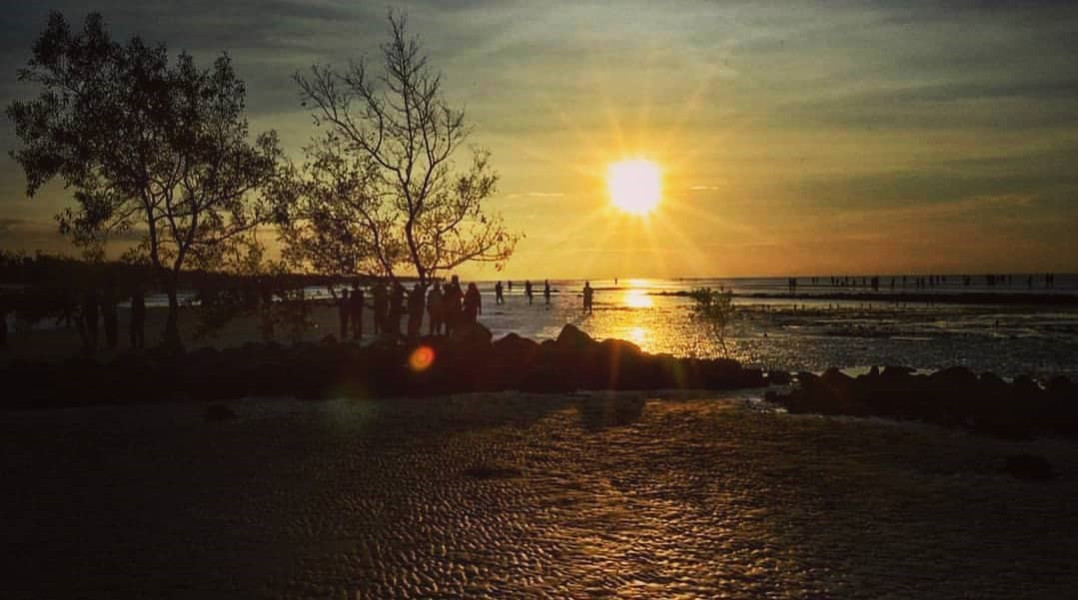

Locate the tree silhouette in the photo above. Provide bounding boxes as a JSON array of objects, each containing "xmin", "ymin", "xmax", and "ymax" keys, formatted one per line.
[
  {"xmin": 689, "ymin": 287, "xmax": 735, "ymax": 358},
  {"xmin": 274, "ymin": 12, "xmax": 518, "ymax": 284},
  {"xmin": 7, "ymin": 12, "xmax": 280, "ymax": 346}
]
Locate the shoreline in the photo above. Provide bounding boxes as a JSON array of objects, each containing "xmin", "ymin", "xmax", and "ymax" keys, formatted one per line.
[{"xmin": 654, "ymin": 289, "xmax": 1078, "ymax": 306}]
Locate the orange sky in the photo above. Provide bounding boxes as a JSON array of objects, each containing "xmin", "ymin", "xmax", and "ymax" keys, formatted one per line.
[{"xmin": 2, "ymin": 1, "xmax": 1077, "ymax": 278}]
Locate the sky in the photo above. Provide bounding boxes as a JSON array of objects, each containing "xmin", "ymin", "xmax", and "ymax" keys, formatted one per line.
[{"xmin": 1, "ymin": 0, "xmax": 1077, "ymax": 278}]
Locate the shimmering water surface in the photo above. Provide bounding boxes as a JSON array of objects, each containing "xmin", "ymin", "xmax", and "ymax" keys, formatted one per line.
[
  {"xmin": 472, "ymin": 278, "xmax": 1078, "ymax": 380},
  {"xmin": 4, "ymin": 394, "xmax": 1077, "ymax": 598}
]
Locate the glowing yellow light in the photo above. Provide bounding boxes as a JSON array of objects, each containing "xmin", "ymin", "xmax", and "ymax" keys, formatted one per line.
[
  {"xmin": 625, "ymin": 289, "xmax": 654, "ymax": 309},
  {"xmin": 628, "ymin": 326, "xmax": 646, "ymax": 345},
  {"xmin": 607, "ymin": 159, "xmax": 661, "ymax": 215},
  {"xmin": 408, "ymin": 345, "xmax": 435, "ymax": 372}
]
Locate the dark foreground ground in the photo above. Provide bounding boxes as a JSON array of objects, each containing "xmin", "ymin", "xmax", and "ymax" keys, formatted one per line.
[{"xmin": 4, "ymin": 392, "xmax": 1078, "ymax": 599}]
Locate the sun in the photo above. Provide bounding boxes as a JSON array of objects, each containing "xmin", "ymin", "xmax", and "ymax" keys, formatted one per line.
[{"xmin": 607, "ymin": 159, "xmax": 661, "ymax": 215}]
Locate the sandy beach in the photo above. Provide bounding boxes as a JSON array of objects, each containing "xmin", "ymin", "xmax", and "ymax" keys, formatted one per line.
[{"xmin": 4, "ymin": 391, "xmax": 1077, "ymax": 598}]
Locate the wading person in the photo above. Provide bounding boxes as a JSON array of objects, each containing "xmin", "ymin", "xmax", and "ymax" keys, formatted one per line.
[
  {"xmin": 583, "ymin": 281, "xmax": 594, "ymax": 314},
  {"xmin": 543, "ymin": 279, "xmax": 551, "ymax": 305},
  {"xmin": 494, "ymin": 281, "xmax": 504, "ymax": 305},
  {"xmin": 524, "ymin": 280, "xmax": 533, "ymax": 305}
]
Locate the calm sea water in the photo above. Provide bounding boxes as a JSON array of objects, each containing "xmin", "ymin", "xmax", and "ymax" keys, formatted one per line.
[{"xmin": 464, "ymin": 276, "xmax": 1078, "ymax": 380}]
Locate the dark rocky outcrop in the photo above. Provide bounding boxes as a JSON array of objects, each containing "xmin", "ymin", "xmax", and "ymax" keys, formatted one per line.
[
  {"xmin": 1, "ymin": 324, "xmax": 767, "ymax": 409},
  {"xmin": 766, "ymin": 366, "xmax": 1078, "ymax": 440}
]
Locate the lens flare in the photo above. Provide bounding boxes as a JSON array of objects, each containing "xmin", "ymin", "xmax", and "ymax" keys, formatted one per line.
[{"xmin": 408, "ymin": 345, "xmax": 436, "ymax": 372}]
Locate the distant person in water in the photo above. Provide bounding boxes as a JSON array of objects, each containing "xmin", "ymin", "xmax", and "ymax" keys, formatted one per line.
[
  {"xmin": 338, "ymin": 288, "xmax": 351, "ymax": 340},
  {"xmin": 407, "ymin": 283, "xmax": 425, "ymax": 339},
  {"xmin": 444, "ymin": 276, "xmax": 463, "ymax": 336},
  {"xmin": 582, "ymin": 281, "xmax": 594, "ymax": 313},
  {"xmin": 508, "ymin": 280, "xmax": 513, "ymax": 294},
  {"xmin": 350, "ymin": 284, "xmax": 365, "ymax": 340},
  {"xmin": 494, "ymin": 281, "xmax": 504, "ymax": 305},
  {"xmin": 543, "ymin": 280, "xmax": 551, "ymax": 305},
  {"xmin": 524, "ymin": 280, "xmax": 534, "ymax": 305},
  {"xmin": 389, "ymin": 282, "xmax": 405, "ymax": 336},
  {"xmin": 371, "ymin": 281, "xmax": 387, "ymax": 335},
  {"xmin": 101, "ymin": 277, "xmax": 118, "ymax": 349},
  {"xmin": 427, "ymin": 281, "xmax": 444, "ymax": 335},
  {"xmin": 129, "ymin": 287, "xmax": 145, "ymax": 349},
  {"xmin": 463, "ymin": 282, "xmax": 482, "ymax": 324}
]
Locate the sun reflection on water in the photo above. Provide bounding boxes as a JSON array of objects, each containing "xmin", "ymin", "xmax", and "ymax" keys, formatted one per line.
[{"xmin": 624, "ymin": 289, "xmax": 654, "ymax": 309}]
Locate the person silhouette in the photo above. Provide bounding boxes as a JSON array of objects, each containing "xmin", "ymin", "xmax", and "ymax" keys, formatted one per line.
[
  {"xmin": 444, "ymin": 276, "xmax": 463, "ymax": 336},
  {"xmin": 389, "ymin": 282, "xmax": 405, "ymax": 337},
  {"xmin": 524, "ymin": 280, "xmax": 533, "ymax": 305},
  {"xmin": 583, "ymin": 281, "xmax": 594, "ymax": 313},
  {"xmin": 543, "ymin": 280, "xmax": 551, "ymax": 305},
  {"xmin": 350, "ymin": 284, "xmax": 365, "ymax": 341},
  {"xmin": 372, "ymin": 280, "xmax": 387, "ymax": 335},
  {"xmin": 338, "ymin": 288, "xmax": 351, "ymax": 340},
  {"xmin": 407, "ymin": 283, "xmax": 425, "ymax": 339},
  {"xmin": 101, "ymin": 276, "xmax": 118, "ymax": 349},
  {"xmin": 463, "ymin": 282, "xmax": 482, "ymax": 324},
  {"xmin": 81, "ymin": 287, "xmax": 99, "ymax": 352},
  {"xmin": 427, "ymin": 281, "xmax": 444, "ymax": 335},
  {"xmin": 129, "ymin": 287, "xmax": 145, "ymax": 349},
  {"xmin": 508, "ymin": 280, "xmax": 513, "ymax": 294},
  {"xmin": 495, "ymin": 281, "xmax": 504, "ymax": 305}
]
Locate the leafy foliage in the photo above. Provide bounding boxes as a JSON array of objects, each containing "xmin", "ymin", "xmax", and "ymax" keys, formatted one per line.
[{"xmin": 6, "ymin": 12, "xmax": 281, "ymax": 343}]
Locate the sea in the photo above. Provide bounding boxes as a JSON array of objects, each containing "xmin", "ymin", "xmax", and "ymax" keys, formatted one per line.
[
  {"xmin": 459, "ymin": 275, "xmax": 1078, "ymax": 380},
  {"xmin": 9, "ymin": 274, "xmax": 1078, "ymax": 380}
]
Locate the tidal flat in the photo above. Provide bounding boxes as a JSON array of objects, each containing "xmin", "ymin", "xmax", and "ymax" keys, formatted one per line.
[{"xmin": 4, "ymin": 392, "xmax": 1077, "ymax": 598}]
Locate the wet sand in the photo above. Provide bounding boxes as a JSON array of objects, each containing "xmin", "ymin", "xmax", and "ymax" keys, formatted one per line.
[{"xmin": 3, "ymin": 392, "xmax": 1077, "ymax": 598}]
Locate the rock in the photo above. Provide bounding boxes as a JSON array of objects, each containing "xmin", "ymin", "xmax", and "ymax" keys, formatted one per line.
[
  {"xmin": 1004, "ymin": 454, "xmax": 1054, "ymax": 481},
  {"xmin": 767, "ymin": 370, "xmax": 792, "ymax": 386},
  {"xmin": 882, "ymin": 365, "xmax": 915, "ymax": 378},
  {"xmin": 450, "ymin": 321, "xmax": 493, "ymax": 349},
  {"xmin": 492, "ymin": 333, "xmax": 540, "ymax": 369},
  {"xmin": 555, "ymin": 324, "xmax": 596, "ymax": 353},
  {"xmin": 205, "ymin": 404, "xmax": 237, "ymax": 422},
  {"xmin": 930, "ymin": 366, "xmax": 977, "ymax": 389}
]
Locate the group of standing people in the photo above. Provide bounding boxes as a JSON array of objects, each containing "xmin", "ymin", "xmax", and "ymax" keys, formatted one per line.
[
  {"xmin": 67, "ymin": 278, "xmax": 146, "ymax": 353},
  {"xmin": 335, "ymin": 276, "xmax": 598, "ymax": 342},
  {"xmin": 336, "ymin": 275, "xmax": 483, "ymax": 342}
]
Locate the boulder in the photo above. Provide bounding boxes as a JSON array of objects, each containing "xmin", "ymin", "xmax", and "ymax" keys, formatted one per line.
[
  {"xmin": 767, "ymin": 370, "xmax": 792, "ymax": 385},
  {"xmin": 555, "ymin": 324, "xmax": 596, "ymax": 354},
  {"xmin": 205, "ymin": 404, "xmax": 237, "ymax": 422},
  {"xmin": 1004, "ymin": 454, "xmax": 1054, "ymax": 481}
]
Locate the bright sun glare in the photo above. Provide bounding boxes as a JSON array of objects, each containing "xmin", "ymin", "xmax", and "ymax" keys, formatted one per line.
[{"xmin": 608, "ymin": 159, "xmax": 661, "ymax": 215}]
